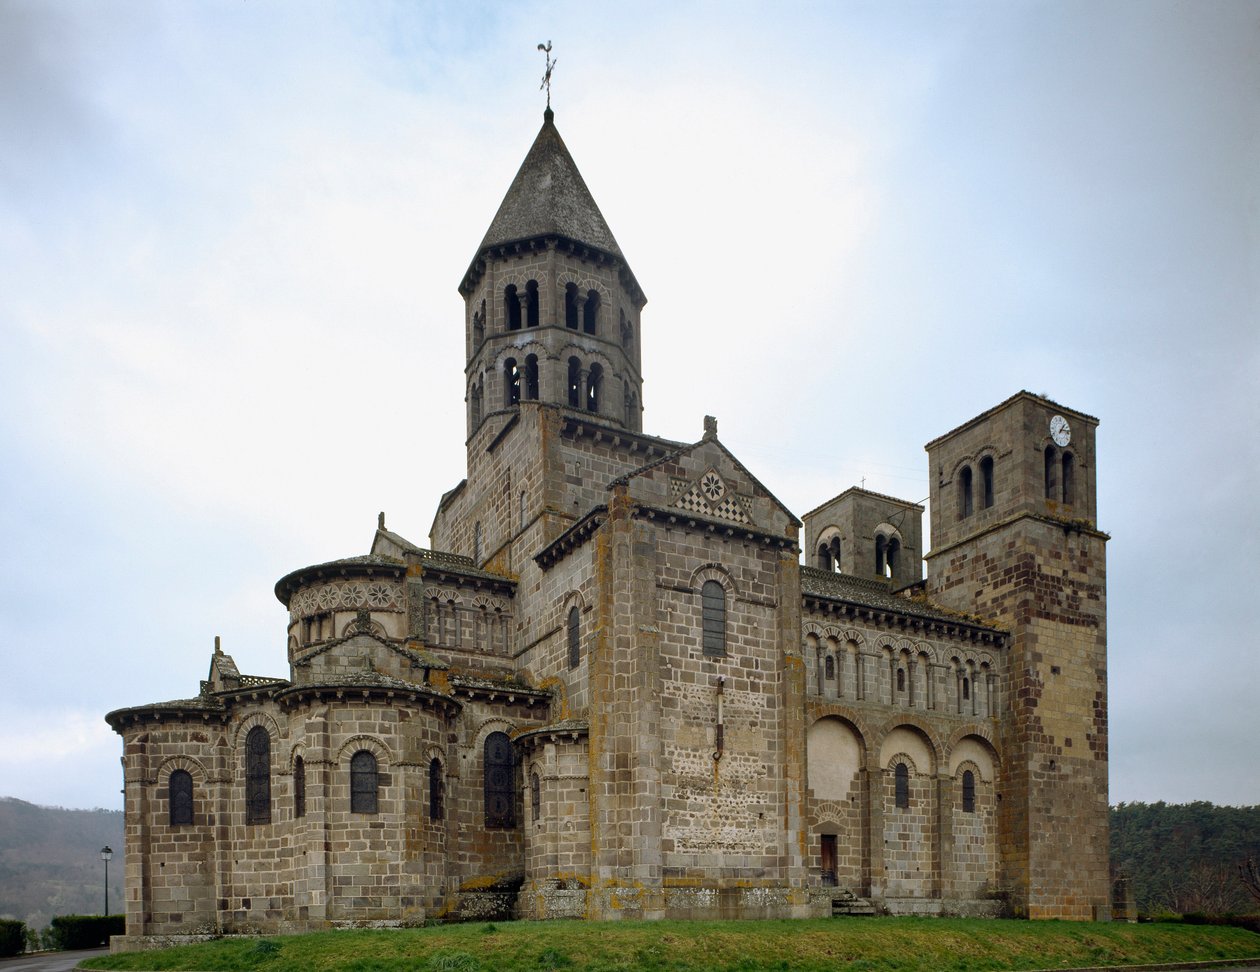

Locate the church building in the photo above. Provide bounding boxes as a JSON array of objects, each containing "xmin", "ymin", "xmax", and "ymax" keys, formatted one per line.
[{"xmin": 106, "ymin": 107, "xmax": 1111, "ymax": 944}]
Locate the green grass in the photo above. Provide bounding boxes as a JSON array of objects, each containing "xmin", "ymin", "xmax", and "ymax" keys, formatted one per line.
[{"xmin": 81, "ymin": 918, "xmax": 1260, "ymax": 972}]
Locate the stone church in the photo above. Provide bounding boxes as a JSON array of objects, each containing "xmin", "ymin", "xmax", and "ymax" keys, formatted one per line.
[{"xmin": 106, "ymin": 107, "xmax": 1111, "ymax": 944}]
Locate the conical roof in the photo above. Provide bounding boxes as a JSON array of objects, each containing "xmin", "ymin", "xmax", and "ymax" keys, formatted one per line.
[{"xmin": 476, "ymin": 109, "xmax": 624, "ymax": 258}]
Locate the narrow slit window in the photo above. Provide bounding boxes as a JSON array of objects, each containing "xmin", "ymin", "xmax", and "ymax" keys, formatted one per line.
[
  {"xmin": 530, "ymin": 771, "xmax": 541, "ymax": 819},
  {"xmin": 980, "ymin": 456, "xmax": 994, "ymax": 509},
  {"xmin": 294, "ymin": 756, "xmax": 306, "ymax": 819},
  {"xmin": 245, "ymin": 726, "xmax": 271, "ymax": 825},
  {"xmin": 895, "ymin": 763, "xmax": 910, "ymax": 809},
  {"xmin": 701, "ymin": 580, "xmax": 726, "ymax": 657},
  {"xmin": 484, "ymin": 732, "xmax": 516, "ymax": 828},
  {"xmin": 169, "ymin": 770, "xmax": 193, "ymax": 826},
  {"xmin": 350, "ymin": 750, "xmax": 378, "ymax": 815},
  {"xmin": 962, "ymin": 770, "xmax": 976, "ymax": 813},
  {"xmin": 429, "ymin": 758, "xmax": 444, "ymax": 820},
  {"xmin": 567, "ymin": 606, "xmax": 580, "ymax": 669}
]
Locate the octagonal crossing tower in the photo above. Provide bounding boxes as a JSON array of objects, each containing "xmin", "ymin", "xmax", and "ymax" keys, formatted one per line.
[{"xmin": 924, "ymin": 392, "xmax": 1109, "ymax": 920}]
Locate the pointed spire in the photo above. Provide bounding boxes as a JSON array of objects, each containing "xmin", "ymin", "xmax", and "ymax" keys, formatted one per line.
[{"xmin": 476, "ymin": 111, "xmax": 624, "ymax": 258}]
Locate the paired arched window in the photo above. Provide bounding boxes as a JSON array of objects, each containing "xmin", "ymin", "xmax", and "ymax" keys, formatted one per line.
[
  {"xmin": 525, "ymin": 280, "xmax": 539, "ymax": 327},
  {"xmin": 524, "ymin": 354, "xmax": 539, "ymax": 400},
  {"xmin": 701, "ymin": 580, "xmax": 726, "ymax": 657},
  {"xmin": 567, "ymin": 606, "xmax": 581, "ymax": 669},
  {"xmin": 894, "ymin": 763, "xmax": 910, "ymax": 809},
  {"xmin": 293, "ymin": 756, "xmax": 306, "ymax": 819},
  {"xmin": 564, "ymin": 283, "xmax": 579, "ymax": 329},
  {"xmin": 962, "ymin": 769, "xmax": 976, "ymax": 813},
  {"xmin": 483, "ymin": 732, "xmax": 516, "ymax": 828},
  {"xmin": 980, "ymin": 456, "xmax": 994, "ymax": 509},
  {"xmin": 876, "ymin": 534, "xmax": 899, "ymax": 577},
  {"xmin": 350, "ymin": 750, "xmax": 379, "ymax": 814},
  {"xmin": 583, "ymin": 290, "xmax": 599, "ymax": 334},
  {"xmin": 245, "ymin": 726, "xmax": 271, "ymax": 825},
  {"xmin": 169, "ymin": 769, "xmax": 193, "ymax": 826},
  {"xmin": 586, "ymin": 363, "xmax": 602, "ymax": 413},
  {"xmin": 505, "ymin": 284, "xmax": 521, "ymax": 330},
  {"xmin": 429, "ymin": 758, "xmax": 444, "ymax": 821},
  {"xmin": 960, "ymin": 465, "xmax": 974, "ymax": 518}
]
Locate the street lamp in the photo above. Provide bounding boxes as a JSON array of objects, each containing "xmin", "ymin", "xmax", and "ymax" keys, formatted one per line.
[{"xmin": 100, "ymin": 846, "xmax": 113, "ymax": 916}]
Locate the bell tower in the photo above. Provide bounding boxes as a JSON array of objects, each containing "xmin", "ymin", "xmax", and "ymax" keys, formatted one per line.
[
  {"xmin": 458, "ymin": 109, "xmax": 646, "ymax": 443},
  {"xmin": 924, "ymin": 392, "xmax": 1109, "ymax": 919}
]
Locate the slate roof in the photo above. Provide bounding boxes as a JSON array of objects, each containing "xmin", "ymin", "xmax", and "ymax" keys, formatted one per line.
[
  {"xmin": 799, "ymin": 566, "xmax": 1005, "ymax": 633},
  {"xmin": 476, "ymin": 109, "xmax": 624, "ymax": 259}
]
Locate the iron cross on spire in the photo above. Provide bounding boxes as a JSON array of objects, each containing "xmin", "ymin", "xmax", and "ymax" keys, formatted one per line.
[{"xmin": 537, "ymin": 40, "xmax": 556, "ymax": 109}]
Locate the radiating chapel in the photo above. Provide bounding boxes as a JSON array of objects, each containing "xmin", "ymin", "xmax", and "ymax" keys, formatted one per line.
[{"xmin": 106, "ymin": 106, "xmax": 1111, "ymax": 944}]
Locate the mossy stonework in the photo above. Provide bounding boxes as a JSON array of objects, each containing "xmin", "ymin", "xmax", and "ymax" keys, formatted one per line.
[{"xmin": 105, "ymin": 110, "xmax": 1109, "ymax": 948}]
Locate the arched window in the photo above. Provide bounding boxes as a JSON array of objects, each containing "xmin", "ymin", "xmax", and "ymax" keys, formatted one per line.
[
  {"xmin": 829, "ymin": 537, "xmax": 841, "ymax": 573},
  {"xmin": 621, "ymin": 310, "xmax": 634, "ymax": 351},
  {"xmin": 1044, "ymin": 446, "xmax": 1057, "ymax": 499},
  {"xmin": 567, "ymin": 357, "xmax": 581, "ymax": 408},
  {"xmin": 980, "ymin": 456, "xmax": 994, "ymax": 509},
  {"xmin": 896, "ymin": 667, "xmax": 906, "ymax": 693},
  {"xmin": 817, "ymin": 543, "xmax": 832, "ymax": 570},
  {"xmin": 875, "ymin": 534, "xmax": 887, "ymax": 575},
  {"xmin": 429, "ymin": 758, "xmax": 444, "ymax": 821},
  {"xmin": 701, "ymin": 580, "xmax": 726, "ymax": 657},
  {"xmin": 505, "ymin": 284, "xmax": 521, "ymax": 331},
  {"xmin": 525, "ymin": 280, "xmax": 539, "ymax": 327},
  {"xmin": 962, "ymin": 769, "xmax": 976, "ymax": 813},
  {"xmin": 294, "ymin": 756, "xmax": 306, "ymax": 819},
  {"xmin": 350, "ymin": 750, "xmax": 378, "ymax": 815},
  {"xmin": 524, "ymin": 354, "xmax": 539, "ymax": 400},
  {"xmin": 586, "ymin": 363, "xmax": 602, "ymax": 413},
  {"xmin": 484, "ymin": 732, "xmax": 515, "ymax": 828},
  {"xmin": 567, "ymin": 606, "xmax": 581, "ymax": 669},
  {"xmin": 885, "ymin": 538, "xmax": 900, "ymax": 578},
  {"xmin": 894, "ymin": 763, "xmax": 910, "ymax": 808},
  {"xmin": 564, "ymin": 283, "xmax": 579, "ymax": 329},
  {"xmin": 470, "ymin": 380, "xmax": 482, "ymax": 428},
  {"xmin": 472, "ymin": 304, "xmax": 484, "ymax": 346},
  {"xmin": 504, "ymin": 358, "xmax": 521, "ymax": 406},
  {"xmin": 530, "ymin": 771, "xmax": 541, "ymax": 819},
  {"xmin": 583, "ymin": 290, "xmax": 600, "ymax": 334},
  {"xmin": 169, "ymin": 769, "xmax": 193, "ymax": 826},
  {"xmin": 245, "ymin": 726, "xmax": 271, "ymax": 825},
  {"xmin": 824, "ymin": 655, "xmax": 835, "ymax": 680},
  {"xmin": 1062, "ymin": 452, "xmax": 1075, "ymax": 505},
  {"xmin": 962, "ymin": 676, "xmax": 970, "ymax": 700},
  {"xmin": 519, "ymin": 491, "xmax": 527, "ymax": 532},
  {"xmin": 960, "ymin": 465, "xmax": 974, "ymax": 518}
]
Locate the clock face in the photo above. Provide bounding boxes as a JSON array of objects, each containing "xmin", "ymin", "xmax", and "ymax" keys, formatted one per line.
[{"xmin": 1049, "ymin": 415, "xmax": 1071, "ymax": 448}]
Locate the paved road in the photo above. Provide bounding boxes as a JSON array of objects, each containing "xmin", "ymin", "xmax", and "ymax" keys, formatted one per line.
[{"xmin": 0, "ymin": 950, "xmax": 109, "ymax": 972}]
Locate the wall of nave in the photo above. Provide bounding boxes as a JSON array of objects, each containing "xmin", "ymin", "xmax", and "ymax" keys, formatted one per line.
[{"xmin": 803, "ymin": 711, "xmax": 1001, "ymax": 913}]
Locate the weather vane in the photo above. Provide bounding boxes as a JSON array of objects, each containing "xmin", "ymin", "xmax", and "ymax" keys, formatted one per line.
[{"xmin": 537, "ymin": 40, "xmax": 556, "ymax": 109}]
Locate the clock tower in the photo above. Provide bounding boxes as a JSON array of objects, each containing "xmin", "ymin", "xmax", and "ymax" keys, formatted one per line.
[{"xmin": 924, "ymin": 391, "xmax": 1109, "ymax": 919}]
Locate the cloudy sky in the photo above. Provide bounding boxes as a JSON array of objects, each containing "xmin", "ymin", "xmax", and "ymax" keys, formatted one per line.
[{"xmin": 2, "ymin": 1, "xmax": 1256, "ymax": 811}]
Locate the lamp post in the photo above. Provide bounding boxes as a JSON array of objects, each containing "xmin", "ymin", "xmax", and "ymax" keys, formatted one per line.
[{"xmin": 100, "ymin": 846, "xmax": 113, "ymax": 916}]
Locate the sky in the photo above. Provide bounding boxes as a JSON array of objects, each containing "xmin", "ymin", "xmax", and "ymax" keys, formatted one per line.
[{"xmin": 1, "ymin": 0, "xmax": 1257, "ymax": 811}]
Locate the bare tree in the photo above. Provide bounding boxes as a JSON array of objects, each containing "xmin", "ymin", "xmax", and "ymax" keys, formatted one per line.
[{"xmin": 1241, "ymin": 857, "xmax": 1260, "ymax": 906}]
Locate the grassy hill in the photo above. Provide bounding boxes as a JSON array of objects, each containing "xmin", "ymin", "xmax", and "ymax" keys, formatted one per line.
[{"xmin": 0, "ymin": 797, "xmax": 124, "ymax": 931}]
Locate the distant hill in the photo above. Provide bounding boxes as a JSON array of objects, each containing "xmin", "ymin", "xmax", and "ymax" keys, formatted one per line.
[
  {"xmin": 1111, "ymin": 802, "xmax": 1260, "ymax": 915},
  {"xmin": 0, "ymin": 798, "xmax": 124, "ymax": 931}
]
